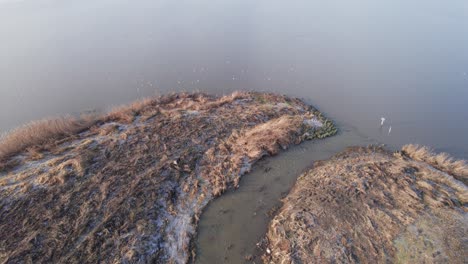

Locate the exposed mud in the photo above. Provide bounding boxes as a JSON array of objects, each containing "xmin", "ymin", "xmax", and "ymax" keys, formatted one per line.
[
  {"xmin": 264, "ymin": 145, "xmax": 467, "ymax": 263},
  {"xmin": 0, "ymin": 92, "xmax": 335, "ymax": 263}
]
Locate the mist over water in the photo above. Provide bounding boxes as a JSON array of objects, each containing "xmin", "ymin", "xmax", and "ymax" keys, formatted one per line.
[{"xmin": 1, "ymin": 0, "xmax": 467, "ymax": 157}]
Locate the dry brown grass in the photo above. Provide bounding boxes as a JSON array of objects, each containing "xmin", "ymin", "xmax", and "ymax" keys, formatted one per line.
[
  {"xmin": 236, "ymin": 115, "xmax": 304, "ymax": 158},
  {"xmin": 402, "ymin": 144, "xmax": 468, "ymax": 184},
  {"xmin": 0, "ymin": 92, "xmax": 334, "ymax": 264},
  {"xmin": 102, "ymin": 92, "xmax": 243, "ymax": 123},
  {"xmin": 0, "ymin": 94, "xmax": 186, "ymax": 163},
  {"xmin": 0, "ymin": 115, "xmax": 97, "ymax": 162},
  {"xmin": 202, "ymin": 115, "xmax": 307, "ymax": 196},
  {"xmin": 264, "ymin": 146, "xmax": 468, "ymax": 264},
  {"xmin": 104, "ymin": 97, "xmax": 157, "ymax": 123},
  {"xmin": 0, "ymin": 92, "xmax": 251, "ymax": 164}
]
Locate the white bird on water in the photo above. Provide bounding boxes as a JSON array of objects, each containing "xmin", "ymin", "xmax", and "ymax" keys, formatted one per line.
[
  {"xmin": 380, "ymin": 117, "xmax": 386, "ymax": 126},
  {"xmin": 388, "ymin": 126, "xmax": 392, "ymax": 134}
]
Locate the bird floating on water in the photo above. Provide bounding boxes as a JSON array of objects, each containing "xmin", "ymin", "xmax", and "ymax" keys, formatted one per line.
[{"xmin": 380, "ymin": 117, "xmax": 386, "ymax": 126}]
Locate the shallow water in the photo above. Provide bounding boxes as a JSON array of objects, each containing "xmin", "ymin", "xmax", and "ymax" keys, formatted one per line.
[{"xmin": 1, "ymin": 1, "xmax": 467, "ymax": 263}]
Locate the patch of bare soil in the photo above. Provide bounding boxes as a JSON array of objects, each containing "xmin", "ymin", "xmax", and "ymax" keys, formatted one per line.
[
  {"xmin": 0, "ymin": 92, "xmax": 335, "ymax": 263},
  {"xmin": 264, "ymin": 145, "xmax": 467, "ymax": 264}
]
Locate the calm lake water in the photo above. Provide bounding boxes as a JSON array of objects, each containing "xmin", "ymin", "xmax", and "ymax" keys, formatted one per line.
[
  {"xmin": 1, "ymin": 0, "xmax": 467, "ymax": 263},
  {"xmin": 1, "ymin": 0, "xmax": 467, "ymax": 157}
]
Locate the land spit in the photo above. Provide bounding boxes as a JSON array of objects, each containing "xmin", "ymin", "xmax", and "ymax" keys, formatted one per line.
[
  {"xmin": 264, "ymin": 145, "xmax": 467, "ymax": 263},
  {"xmin": 0, "ymin": 92, "xmax": 336, "ymax": 263}
]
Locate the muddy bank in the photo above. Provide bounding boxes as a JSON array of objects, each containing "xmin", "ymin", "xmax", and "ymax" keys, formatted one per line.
[
  {"xmin": 264, "ymin": 145, "xmax": 467, "ymax": 263},
  {"xmin": 0, "ymin": 92, "xmax": 335, "ymax": 263}
]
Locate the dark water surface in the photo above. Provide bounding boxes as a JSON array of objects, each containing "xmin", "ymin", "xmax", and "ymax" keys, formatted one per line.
[{"xmin": 1, "ymin": 1, "xmax": 467, "ymax": 262}]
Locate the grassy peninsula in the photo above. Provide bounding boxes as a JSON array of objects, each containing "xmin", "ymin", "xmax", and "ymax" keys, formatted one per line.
[{"xmin": 0, "ymin": 92, "xmax": 336, "ymax": 263}]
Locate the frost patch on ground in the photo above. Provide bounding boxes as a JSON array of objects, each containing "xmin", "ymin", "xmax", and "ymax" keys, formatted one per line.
[{"xmin": 303, "ymin": 118, "xmax": 323, "ymax": 128}]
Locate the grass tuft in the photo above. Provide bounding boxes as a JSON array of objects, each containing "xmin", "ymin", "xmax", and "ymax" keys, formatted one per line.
[
  {"xmin": 0, "ymin": 115, "xmax": 97, "ymax": 161},
  {"xmin": 402, "ymin": 144, "xmax": 468, "ymax": 184}
]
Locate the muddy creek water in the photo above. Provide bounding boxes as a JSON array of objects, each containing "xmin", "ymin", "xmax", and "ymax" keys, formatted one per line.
[
  {"xmin": 194, "ymin": 124, "xmax": 376, "ymax": 263},
  {"xmin": 1, "ymin": 0, "xmax": 467, "ymax": 263}
]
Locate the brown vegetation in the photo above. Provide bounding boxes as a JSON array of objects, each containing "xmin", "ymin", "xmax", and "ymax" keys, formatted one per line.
[
  {"xmin": 0, "ymin": 92, "xmax": 335, "ymax": 263},
  {"xmin": 104, "ymin": 97, "xmax": 156, "ymax": 123},
  {"xmin": 0, "ymin": 115, "xmax": 97, "ymax": 162},
  {"xmin": 402, "ymin": 144, "xmax": 468, "ymax": 184},
  {"xmin": 264, "ymin": 146, "xmax": 467, "ymax": 264}
]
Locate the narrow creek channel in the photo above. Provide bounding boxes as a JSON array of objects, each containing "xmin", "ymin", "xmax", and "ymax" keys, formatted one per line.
[{"xmin": 194, "ymin": 123, "xmax": 378, "ymax": 263}]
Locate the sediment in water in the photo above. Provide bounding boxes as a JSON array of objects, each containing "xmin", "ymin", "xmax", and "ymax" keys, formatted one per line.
[
  {"xmin": 264, "ymin": 145, "xmax": 467, "ymax": 263},
  {"xmin": 0, "ymin": 92, "xmax": 335, "ymax": 263}
]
